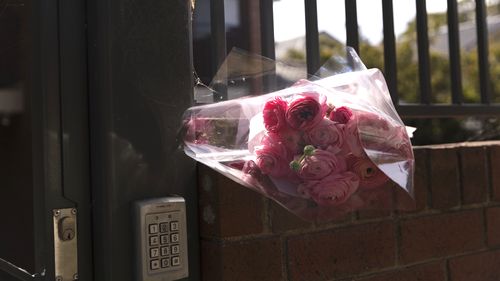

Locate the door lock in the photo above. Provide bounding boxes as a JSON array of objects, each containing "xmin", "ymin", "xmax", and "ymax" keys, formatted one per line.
[{"xmin": 53, "ymin": 208, "xmax": 78, "ymax": 280}]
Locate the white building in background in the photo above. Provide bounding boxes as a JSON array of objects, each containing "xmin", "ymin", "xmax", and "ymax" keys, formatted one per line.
[{"xmin": 431, "ymin": 14, "xmax": 500, "ymax": 55}]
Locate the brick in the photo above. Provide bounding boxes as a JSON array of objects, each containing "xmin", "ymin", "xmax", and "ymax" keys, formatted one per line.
[
  {"xmin": 487, "ymin": 207, "xmax": 500, "ymax": 247},
  {"xmin": 357, "ymin": 261, "xmax": 446, "ymax": 281},
  {"xmin": 198, "ymin": 165, "xmax": 265, "ymax": 238},
  {"xmin": 357, "ymin": 182, "xmax": 397, "ymax": 220},
  {"xmin": 287, "ymin": 222, "xmax": 396, "ymax": 280},
  {"xmin": 449, "ymin": 249, "xmax": 500, "ymax": 281},
  {"xmin": 357, "ymin": 209, "xmax": 392, "ymax": 220},
  {"xmin": 429, "ymin": 148, "xmax": 460, "ymax": 209},
  {"xmin": 490, "ymin": 145, "xmax": 500, "ymax": 201},
  {"xmin": 412, "ymin": 148, "xmax": 430, "ymax": 211},
  {"xmin": 268, "ymin": 201, "xmax": 314, "ymax": 234},
  {"xmin": 460, "ymin": 146, "xmax": 488, "ymax": 204},
  {"xmin": 201, "ymin": 238, "xmax": 283, "ymax": 281},
  {"xmin": 400, "ymin": 210, "xmax": 484, "ymax": 264}
]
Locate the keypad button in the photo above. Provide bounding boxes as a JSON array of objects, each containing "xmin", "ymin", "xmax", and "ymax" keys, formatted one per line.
[
  {"xmin": 149, "ymin": 224, "xmax": 159, "ymax": 234},
  {"xmin": 160, "ymin": 234, "xmax": 169, "ymax": 245},
  {"xmin": 171, "ymin": 244, "xmax": 180, "ymax": 254},
  {"xmin": 150, "ymin": 248, "xmax": 160, "ymax": 258},
  {"xmin": 149, "ymin": 236, "xmax": 159, "ymax": 246},
  {"xmin": 160, "ymin": 246, "xmax": 170, "ymax": 256},
  {"xmin": 150, "ymin": 259, "xmax": 160, "ymax": 270},
  {"xmin": 172, "ymin": 256, "xmax": 180, "ymax": 266},
  {"xmin": 170, "ymin": 221, "xmax": 179, "ymax": 231},
  {"xmin": 161, "ymin": 258, "xmax": 170, "ymax": 268},
  {"xmin": 171, "ymin": 233, "xmax": 179, "ymax": 243},
  {"xmin": 160, "ymin": 223, "xmax": 169, "ymax": 233}
]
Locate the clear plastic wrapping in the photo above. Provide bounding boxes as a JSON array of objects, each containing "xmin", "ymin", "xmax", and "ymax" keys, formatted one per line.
[{"xmin": 182, "ymin": 48, "xmax": 415, "ymax": 221}]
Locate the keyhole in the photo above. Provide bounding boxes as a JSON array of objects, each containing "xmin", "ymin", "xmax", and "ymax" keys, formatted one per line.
[
  {"xmin": 58, "ymin": 216, "xmax": 76, "ymax": 241},
  {"xmin": 62, "ymin": 229, "xmax": 75, "ymax": 241}
]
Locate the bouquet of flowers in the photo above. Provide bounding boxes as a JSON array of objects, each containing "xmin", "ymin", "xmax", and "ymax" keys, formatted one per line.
[{"xmin": 182, "ymin": 49, "xmax": 415, "ymax": 221}]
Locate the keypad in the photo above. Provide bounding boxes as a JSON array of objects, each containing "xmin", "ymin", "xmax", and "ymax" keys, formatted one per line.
[{"xmin": 146, "ymin": 212, "xmax": 182, "ymax": 273}]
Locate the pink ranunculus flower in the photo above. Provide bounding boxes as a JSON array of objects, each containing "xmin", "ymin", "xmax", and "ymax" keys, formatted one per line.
[
  {"xmin": 299, "ymin": 172, "xmax": 360, "ymax": 206},
  {"xmin": 263, "ymin": 97, "xmax": 288, "ymax": 133},
  {"xmin": 268, "ymin": 126, "xmax": 304, "ymax": 155},
  {"xmin": 285, "ymin": 92, "xmax": 326, "ymax": 131},
  {"xmin": 306, "ymin": 118, "xmax": 344, "ymax": 152},
  {"xmin": 255, "ymin": 137, "xmax": 292, "ymax": 178},
  {"xmin": 297, "ymin": 148, "xmax": 347, "ymax": 180},
  {"xmin": 347, "ymin": 154, "xmax": 389, "ymax": 189},
  {"xmin": 344, "ymin": 110, "xmax": 392, "ymax": 157},
  {"xmin": 344, "ymin": 119, "xmax": 364, "ymax": 157},
  {"xmin": 329, "ymin": 106, "xmax": 353, "ymax": 124},
  {"xmin": 354, "ymin": 111, "xmax": 397, "ymax": 151}
]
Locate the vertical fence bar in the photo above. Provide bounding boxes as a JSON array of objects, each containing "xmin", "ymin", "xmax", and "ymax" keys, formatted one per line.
[
  {"xmin": 210, "ymin": 0, "xmax": 227, "ymax": 100},
  {"xmin": 260, "ymin": 0, "xmax": 275, "ymax": 60},
  {"xmin": 210, "ymin": 0, "xmax": 226, "ymax": 72},
  {"xmin": 447, "ymin": 0, "xmax": 463, "ymax": 104},
  {"xmin": 416, "ymin": 0, "xmax": 432, "ymax": 104},
  {"xmin": 475, "ymin": 0, "xmax": 491, "ymax": 104},
  {"xmin": 382, "ymin": 0, "xmax": 398, "ymax": 104},
  {"xmin": 260, "ymin": 0, "xmax": 276, "ymax": 92},
  {"xmin": 345, "ymin": 0, "xmax": 359, "ymax": 54},
  {"xmin": 304, "ymin": 0, "xmax": 320, "ymax": 75}
]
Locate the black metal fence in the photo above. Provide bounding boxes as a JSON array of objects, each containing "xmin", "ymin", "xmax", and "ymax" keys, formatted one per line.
[{"xmin": 204, "ymin": 0, "xmax": 500, "ymax": 118}]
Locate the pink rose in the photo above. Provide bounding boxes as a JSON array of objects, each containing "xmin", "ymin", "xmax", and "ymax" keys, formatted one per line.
[
  {"xmin": 297, "ymin": 148, "xmax": 346, "ymax": 180},
  {"xmin": 255, "ymin": 138, "xmax": 291, "ymax": 178},
  {"xmin": 329, "ymin": 106, "xmax": 353, "ymax": 124},
  {"xmin": 298, "ymin": 172, "xmax": 360, "ymax": 206},
  {"xmin": 285, "ymin": 92, "xmax": 326, "ymax": 130},
  {"xmin": 306, "ymin": 119, "xmax": 344, "ymax": 152},
  {"xmin": 347, "ymin": 155, "xmax": 389, "ymax": 189},
  {"xmin": 268, "ymin": 127, "xmax": 304, "ymax": 155},
  {"xmin": 263, "ymin": 97, "xmax": 288, "ymax": 133}
]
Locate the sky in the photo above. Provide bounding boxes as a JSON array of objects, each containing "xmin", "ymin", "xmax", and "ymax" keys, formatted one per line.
[{"xmin": 273, "ymin": 0, "xmax": 449, "ymax": 44}]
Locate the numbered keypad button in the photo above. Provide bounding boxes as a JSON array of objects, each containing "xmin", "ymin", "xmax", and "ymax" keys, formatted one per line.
[
  {"xmin": 149, "ymin": 224, "xmax": 159, "ymax": 234},
  {"xmin": 170, "ymin": 221, "xmax": 179, "ymax": 231},
  {"xmin": 150, "ymin": 259, "xmax": 160, "ymax": 270},
  {"xmin": 172, "ymin": 256, "xmax": 180, "ymax": 266},
  {"xmin": 171, "ymin": 244, "xmax": 180, "ymax": 254},
  {"xmin": 150, "ymin": 248, "xmax": 160, "ymax": 258},
  {"xmin": 171, "ymin": 233, "xmax": 179, "ymax": 243},
  {"xmin": 160, "ymin": 246, "xmax": 169, "ymax": 256},
  {"xmin": 160, "ymin": 234, "xmax": 169, "ymax": 245},
  {"xmin": 161, "ymin": 258, "xmax": 170, "ymax": 268},
  {"xmin": 160, "ymin": 223, "xmax": 169, "ymax": 233},
  {"xmin": 149, "ymin": 236, "xmax": 159, "ymax": 246}
]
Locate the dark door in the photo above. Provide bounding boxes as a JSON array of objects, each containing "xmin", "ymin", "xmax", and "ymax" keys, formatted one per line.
[
  {"xmin": 0, "ymin": 0, "xmax": 198, "ymax": 280},
  {"xmin": 0, "ymin": 0, "xmax": 93, "ymax": 280}
]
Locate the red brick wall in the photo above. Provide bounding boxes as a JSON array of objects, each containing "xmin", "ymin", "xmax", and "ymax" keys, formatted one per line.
[{"xmin": 197, "ymin": 141, "xmax": 500, "ymax": 281}]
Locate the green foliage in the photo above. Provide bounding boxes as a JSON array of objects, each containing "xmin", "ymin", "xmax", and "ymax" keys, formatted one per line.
[{"xmin": 286, "ymin": 48, "xmax": 305, "ymax": 61}]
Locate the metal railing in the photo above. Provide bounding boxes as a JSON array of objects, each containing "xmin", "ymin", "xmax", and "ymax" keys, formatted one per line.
[{"xmin": 206, "ymin": 0, "xmax": 500, "ymax": 118}]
